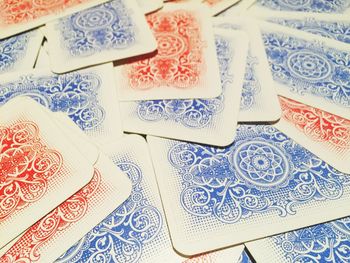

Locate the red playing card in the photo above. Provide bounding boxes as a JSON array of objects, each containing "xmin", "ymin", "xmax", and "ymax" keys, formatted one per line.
[
  {"xmin": 0, "ymin": 169, "xmax": 101, "ymax": 262},
  {"xmin": 125, "ymin": 10, "xmax": 205, "ymax": 90},
  {"xmin": 276, "ymin": 96, "xmax": 350, "ymax": 173},
  {"xmin": 279, "ymin": 96, "xmax": 350, "ymax": 150},
  {"xmin": 0, "ymin": 121, "xmax": 63, "ymax": 221},
  {"xmin": 0, "ymin": 0, "xmax": 83, "ymax": 25},
  {"xmin": 0, "ymin": 153, "xmax": 131, "ymax": 263}
]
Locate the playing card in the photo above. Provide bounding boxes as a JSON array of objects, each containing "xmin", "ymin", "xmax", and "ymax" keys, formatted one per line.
[
  {"xmin": 0, "ymin": 0, "xmax": 111, "ymax": 39},
  {"xmin": 137, "ymin": 0, "xmax": 163, "ymax": 14},
  {"xmin": 45, "ymin": 0, "xmax": 157, "ymax": 73},
  {"xmin": 248, "ymin": 0, "xmax": 350, "ymax": 14},
  {"xmin": 56, "ymin": 135, "xmax": 244, "ymax": 263},
  {"xmin": 276, "ymin": 96, "xmax": 350, "ymax": 174},
  {"xmin": 0, "ymin": 63, "xmax": 122, "ymax": 145},
  {"xmin": 0, "ymin": 29, "xmax": 43, "ymax": 74},
  {"xmin": 203, "ymin": 0, "xmax": 242, "ymax": 15},
  {"xmin": 254, "ymin": 11, "xmax": 350, "ymax": 45},
  {"xmin": 120, "ymin": 28, "xmax": 248, "ymax": 146},
  {"xmin": 246, "ymin": 216, "xmax": 350, "ymax": 262},
  {"xmin": 115, "ymin": 3, "xmax": 222, "ymax": 101},
  {"xmin": 0, "ymin": 153, "xmax": 132, "ymax": 263},
  {"xmin": 147, "ymin": 124, "xmax": 350, "ymax": 255},
  {"xmin": 237, "ymin": 249, "xmax": 253, "ymax": 263},
  {"xmin": 260, "ymin": 22, "xmax": 350, "ymax": 120},
  {"xmin": 213, "ymin": 17, "xmax": 281, "ymax": 122},
  {"xmin": 0, "ymin": 96, "xmax": 94, "ymax": 249},
  {"xmin": 219, "ymin": 0, "xmax": 256, "ymax": 16}
]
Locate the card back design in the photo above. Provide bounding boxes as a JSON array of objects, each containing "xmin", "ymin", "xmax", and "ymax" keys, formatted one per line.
[
  {"xmin": 240, "ymin": 52, "xmax": 260, "ymax": 110},
  {"xmin": 0, "ymin": 33, "xmax": 30, "ymax": 73},
  {"xmin": 268, "ymin": 17, "xmax": 350, "ymax": 45},
  {"xmin": 279, "ymin": 96, "xmax": 350, "ymax": 151},
  {"xmin": 0, "ymin": 121, "xmax": 62, "ymax": 221},
  {"xmin": 57, "ymin": 161, "xmax": 162, "ymax": 263},
  {"xmin": 0, "ymin": 72, "xmax": 105, "ymax": 131},
  {"xmin": 0, "ymin": 169, "xmax": 100, "ymax": 262},
  {"xmin": 124, "ymin": 10, "xmax": 204, "ymax": 90},
  {"xmin": 255, "ymin": 0, "xmax": 350, "ymax": 13},
  {"xmin": 57, "ymin": 0, "xmax": 136, "ymax": 57},
  {"xmin": 134, "ymin": 34, "xmax": 232, "ymax": 128},
  {"xmin": 262, "ymin": 31, "xmax": 350, "ymax": 111},
  {"xmin": 0, "ymin": 0, "xmax": 86, "ymax": 25},
  {"xmin": 167, "ymin": 125, "xmax": 350, "ymax": 224},
  {"xmin": 273, "ymin": 217, "xmax": 350, "ymax": 262}
]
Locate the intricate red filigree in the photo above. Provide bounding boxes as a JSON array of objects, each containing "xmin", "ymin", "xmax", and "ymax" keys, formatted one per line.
[
  {"xmin": 0, "ymin": 0, "xmax": 84, "ymax": 25},
  {"xmin": 0, "ymin": 169, "xmax": 101, "ymax": 263},
  {"xmin": 279, "ymin": 96, "xmax": 350, "ymax": 149},
  {"xmin": 0, "ymin": 122, "xmax": 63, "ymax": 221},
  {"xmin": 125, "ymin": 10, "xmax": 204, "ymax": 90}
]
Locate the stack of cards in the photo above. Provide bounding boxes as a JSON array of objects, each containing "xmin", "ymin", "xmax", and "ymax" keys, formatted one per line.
[{"xmin": 1, "ymin": 0, "xmax": 350, "ymax": 262}]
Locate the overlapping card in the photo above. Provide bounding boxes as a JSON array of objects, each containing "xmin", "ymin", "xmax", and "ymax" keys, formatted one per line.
[{"xmin": 1, "ymin": 0, "xmax": 350, "ymax": 262}]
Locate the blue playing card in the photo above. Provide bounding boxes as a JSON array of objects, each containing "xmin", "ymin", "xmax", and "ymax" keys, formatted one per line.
[
  {"xmin": 45, "ymin": 0, "xmax": 156, "ymax": 73},
  {"xmin": 265, "ymin": 15, "xmax": 350, "ymax": 44},
  {"xmin": 147, "ymin": 124, "xmax": 350, "ymax": 254},
  {"xmin": 254, "ymin": 0, "xmax": 350, "ymax": 13},
  {"xmin": 0, "ymin": 64, "xmax": 122, "ymax": 145},
  {"xmin": 260, "ymin": 22, "xmax": 350, "ymax": 120},
  {"xmin": 0, "ymin": 30, "xmax": 42, "ymax": 74},
  {"xmin": 213, "ymin": 18, "xmax": 281, "ymax": 122},
  {"xmin": 247, "ymin": 216, "xmax": 350, "ymax": 263},
  {"xmin": 58, "ymin": 0, "xmax": 136, "ymax": 56}
]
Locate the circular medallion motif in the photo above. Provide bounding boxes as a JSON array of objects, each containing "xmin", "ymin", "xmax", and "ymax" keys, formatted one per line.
[
  {"xmin": 156, "ymin": 33, "xmax": 186, "ymax": 57},
  {"xmin": 287, "ymin": 51, "xmax": 332, "ymax": 82},
  {"xmin": 233, "ymin": 141, "xmax": 290, "ymax": 188},
  {"xmin": 73, "ymin": 9, "xmax": 116, "ymax": 31}
]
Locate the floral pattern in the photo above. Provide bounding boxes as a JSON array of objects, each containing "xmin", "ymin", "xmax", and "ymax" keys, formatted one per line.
[
  {"xmin": 274, "ymin": 216, "xmax": 350, "ymax": 262},
  {"xmin": 57, "ymin": 162, "xmax": 162, "ymax": 263},
  {"xmin": 57, "ymin": 0, "xmax": 136, "ymax": 57},
  {"xmin": 168, "ymin": 125, "xmax": 350, "ymax": 224},
  {"xmin": 135, "ymin": 34, "xmax": 232, "ymax": 128},
  {"xmin": 0, "ymin": 121, "xmax": 62, "ymax": 221},
  {"xmin": 262, "ymin": 31, "xmax": 350, "ymax": 109},
  {"xmin": 0, "ymin": 71, "xmax": 105, "ymax": 130}
]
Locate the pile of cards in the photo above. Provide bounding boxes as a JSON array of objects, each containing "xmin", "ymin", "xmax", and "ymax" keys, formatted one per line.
[{"xmin": 0, "ymin": 0, "xmax": 350, "ymax": 262}]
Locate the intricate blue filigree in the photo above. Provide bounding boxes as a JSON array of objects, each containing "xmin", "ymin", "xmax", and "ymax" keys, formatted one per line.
[
  {"xmin": 0, "ymin": 72, "xmax": 105, "ymax": 130},
  {"xmin": 274, "ymin": 217, "xmax": 350, "ymax": 262},
  {"xmin": 240, "ymin": 52, "xmax": 260, "ymax": 110},
  {"xmin": 213, "ymin": 22, "xmax": 261, "ymax": 111},
  {"xmin": 238, "ymin": 250, "xmax": 253, "ymax": 263},
  {"xmin": 58, "ymin": 0, "xmax": 136, "ymax": 57},
  {"xmin": 0, "ymin": 32, "xmax": 31, "ymax": 73},
  {"xmin": 257, "ymin": 0, "xmax": 350, "ymax": 13},
  {"xmin": 135, "ymin": 34, "xmax": 233, "ymax": 129},
  {"xmin": 57, "ymin": 162, "xmax": 162, "ymax": 263},
  {"xmin": 168, "ymin": 125, "xmax": 350, "ymax": 224},
  {"xmin": 268, "ymin": 18, "xmax": 350, "ymax": 44},
  {"xmin": 262, "ymin": 31, "xmax": 350, "ymax": 108}
]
